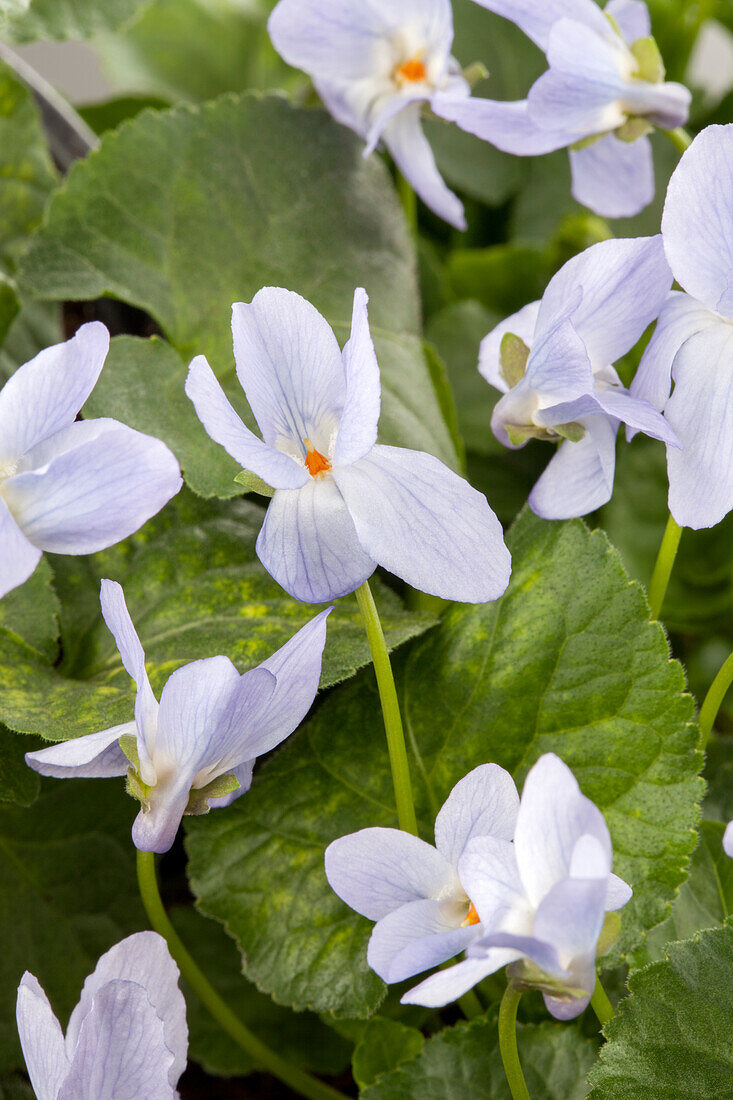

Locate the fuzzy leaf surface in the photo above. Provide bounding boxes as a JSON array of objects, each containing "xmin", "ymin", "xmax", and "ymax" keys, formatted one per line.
[{"xmin": 589, "ymin": 925, "xmax": 733, "ymax": 1099}]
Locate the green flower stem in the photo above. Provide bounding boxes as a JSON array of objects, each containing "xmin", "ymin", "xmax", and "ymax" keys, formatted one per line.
[
  {"xmin": 136, "ymin": 851, "xmax": 348, "ymax": 1100},
  {"xmin": 648, "ymin": 512, "xmax": 683, "ymax": 620},
  {"xmin": 498, "ymin": 984, "xmax": 530, "ymax": 1100},
  {"xmin": 590, "ymin": 976, "xmax": 615, "ymax": 1028},
  {"xmin": 663, "ymin": 126, "xmax": 693, "ymax": 154},
  {"xmin": 355, "ymin": 580, "xmax": 419, "ymax": 835},
  {"xmin": 699, "ymin": 650, "xmax": 733, "ymax": 749},
  {"xmin": 397, "ymin": 171, "xmax": 418, "ymax": 235}
]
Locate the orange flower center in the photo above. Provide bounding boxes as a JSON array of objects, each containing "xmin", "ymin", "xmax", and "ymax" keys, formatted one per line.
[
  {"xmin": 303, "ymin": 438, "xmax": 331, "ymax": 479},
  {"xmin": 396, "ymin": 56, "xmax": 427, "ymax": 83},
  {"xmin": 462, "ymin": 902, "xmax": 481, "ymax": 927}
]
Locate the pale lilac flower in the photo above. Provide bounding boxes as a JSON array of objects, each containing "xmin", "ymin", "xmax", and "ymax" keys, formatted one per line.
[
  {"xmin": 268, "ymin": 0, "xmax": 470, "ymax": 228},
  {"xmin": 631, "ymin": 125, "xmax": 733, "ymax": 530},
  {"xmin": 0, "ymin": 322, "xmax": 182, "ymax": 600},
  {"xmin": 26, "ymin": 580, "xmax": 331, "ymax": 853},
  {"xmin": 480, "ymin": 236, "xmax": 680, "ymax": 519},
  {"xmin": 403, "ymin": 754, "xmax": 632, "ymax": 1020},
  {"xmin": 185, "ymin": 287, "xmax": 510, "ymax": 604},
  {"xmin": 325, "ymin": 764, "xmax": 519, "ymax": 983},
  {"xmin": 724, "ymin": 822, "xmax": 733, "ymax": 858},
  {"xmin": 434, "ymin": 0, "xmax": 691, "ymax": 218},
  {"xmin": 16, "ymin": 932, "xmax": 187, "ymax": 1099}
]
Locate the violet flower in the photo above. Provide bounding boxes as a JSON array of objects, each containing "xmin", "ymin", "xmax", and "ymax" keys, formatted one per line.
[
  {"xmin": 0, "ymin": 322, "xmax": 182, "ymax": 599},
  {"xmin": 480, "ymin": 236, "xmax": 680, "ymax": 519},
  {"xmin": 403, "ymin": 754, "xmax": 632, "ymax": 1020},
  {"xmin": 434, "ymin": 0, "xmax": 691, "ymax": 218},
  {"xmin": 631, "ymin": 124, "xmax": 733, "ymax": 529},
  {"xmin": 16, "ymin": 932, "xmax": 187, "ymax": 1099},
  {"xmin": 185, "ymin": 287, "xmax": 510, "ymax": 604},
  {"xmin": 26, "ymin": 580, "xmax": 331, "ymax": 853},
  {"xmin": 325, "ymin": 764, "xmax": 519, "ymax": 983}
]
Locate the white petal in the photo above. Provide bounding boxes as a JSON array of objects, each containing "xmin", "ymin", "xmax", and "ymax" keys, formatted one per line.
[
  {"xmin": 401, "ymin": 953, "xmax": 514, "ymax": 1007},
  {"xmin": 605, "ymin": 872, "xmax": 633, "ymax": 910},
  {"xmin": 0, "ymin": 322, "xmax": 109, "ymax": 466},
  {"xmin": 254, "ymin": 607, "xmax": 332, "ymax": 756},
  {"xmin": 594, "ymin": 389, "xmax": 679, "ymax": 446},
  {"xmin": 333, "ymin": 288, "xmax": 381, "ymax": 467},
  {"xmin": 25, "ymin": 722, "xmax": 133, "ymax": 779},
  {"xmin": 334, "ymin": 444, "xmax": 510, "ymax": 603},
  {"xmin": 188, "ymin": 665, "xmax": 278, "ymax": 777},
  {"xmin": 478, "ymin": 301, "xmax": 541, "ymax": 394},
  {"xmin": 665, "ymin": 321, "xmax": 733, "ymax": 529},
  {"xmin": 155, "ymin": 656, "xmax": 269, "ymax": 774},
  {"xmin": 570, "ymin": 134, "xmax": 655, "ymax": 219},
  {"xmin": 131, "ymin": 776, "xmax": 192, "ymax": 855},
  {"xmin": 604, "ymin": 0, "xmax": 650, "ymax": 43},
  {"xmin": 630, "ymin": 292, "xmax": 718, "ymax": 417},
  {"xmin": 458, "ymin": 836, "xmax": 529, "ymax": 930},
  {"xmin": 3, "ymin": 419, "xmax": 182, "ymax": 554},
  {"xmin": 528, "ymin": 21, "xmax": 630, "ymax": 134},
  {"xmin": 185, "ymin": 356, "xmax": 308, "ymax": 489},
  {"xmin": 0, "ymin": 494, "xmax": 42, "ymax": 599},
  {"xmin": 100, "ymin": 580, "xmax": 158, "ymax": 778},
  {"xmin": 533, "ymin": 876, "xmax": 608, "ymax": 975},
  {"xmin": 382, "ymin": 105, "xmax": 466, "ymax": 230},
  {"xmin": 434, "ymin": 764, "xmax": 519, "ymax": 866},
  {"xmin": 513, "ymin": 754, "xmax": 612, "ymax": 908},
  {"xmin": 58, "ymin": 980, "xmax": 176, "ymax": 1100},
  {"xmin": 268, "ymin": 0, "xmax": 453, "ymax": 82},
  {"xmin": 324, "ymin": 827, "xmax": 455, "ymax": 921},
  {"xmin": 65, "ymin": 932, "xmax": 187, "ymax": 1089},
  {"xmin": 470, "ymin": 0, "xmax": 609, "ymax": 49},
  {"xmin": 523, "ymin": 310, "xmax": 591, "ymax": 399},
  {"xmin": 528, "ymin": 415, "xmax": 618, "ymax": 520},
  {"xmin": 724, "ymin": 821, "xmax": 733, "ymax": 858},
  {"xmin": 543, "ymin": 990, "xmax": 592, "ymax": 1019},
  {"xmin": 368, "ymin": 898, "xmax": 479, "ymax": 983},
  {"xmin": 231, "ymin": 288, "xmax": 345, "ymax": 454},
  {"xmin": 537, "ymin": 236, "xmax": 672, "ymax": 366},
  {"xmin": 662, "ymin": 125, "xmax": 733, "ymax": 315},
  {"xmin": 16, "ymin": 973, "xmax": 69, "ymax": 1100},
  {"xmin": 256, "ymin": 479, "xmax": 376, "ymax": 603},
  {"xmin": 432, "ymin": 95, "xmax": 579, "ymax": 155}
]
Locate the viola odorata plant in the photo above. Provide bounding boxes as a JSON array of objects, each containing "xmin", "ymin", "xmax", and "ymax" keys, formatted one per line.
[
  {"xmin": 185, "ymin": 286, "xmax": 511, "ymax": 605},
  {"xmin": 631, "ymin": 124, "xmax": 733, "ymax": 529},
  {"xmin": 402, "ymin": 754, "xmax": 632, "ymax": 1020},
  {"xmin": 480, "ymin": 236, "xmax": 681, "ymax": 519},
  {"xmin": 268, "ymin": 0, "xmax": 471, "ymax": 228},
  {"xmin": 26, "ymin": 579, "xmax": 331, "ymax": 853},
  {"xmin": 325, "ymin": 763, "xmax": 519, "ymax": 982},
  {"xmin": 436, "ymin": 0, "xmax": 691, "ymax": 217},
  {"xmin": 16, "ymin": 932, "xmax": 187, "ymax": 1100},
  {"xmin": 0, "ymin": 322, "xmax": 181, "ymax": 599}
]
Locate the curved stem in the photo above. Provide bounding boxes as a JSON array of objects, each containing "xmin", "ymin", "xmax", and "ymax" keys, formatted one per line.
[
  {"xmin": 662, "ymin": 126, "xmax": 693, "ymax": 154},
  {"xmin": 590, "ymin": 976, "xmax": 615, "ymax": 1028},
  {"xmin": 648, "ymin": 513, "xmax": 683, "ymax": 620},
  {"xmin": 396, "ymin": 171, "xmax": 418, "ymax": 235},
  {"xmin": 136, "ymin": 851, "xmax": 348, "ymax": 1100},
  {"xmin": 355, "ymin": 580, "xmax": 418, "ymax": 834},
  {"xmin": 0, "ymin": 41, "xmax": 98, "ymax": 167},
  {"xmin": 498, "ymin": 984, "xmax": 530, "ymax": 1100},
  {"xmin": 699, "ymin": 650, "xmax": 733, "ymax": 749}
]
